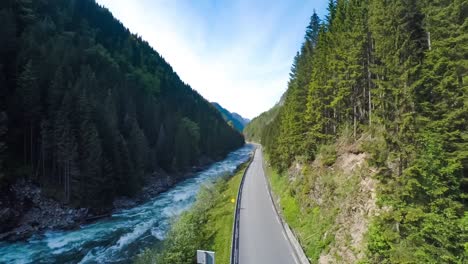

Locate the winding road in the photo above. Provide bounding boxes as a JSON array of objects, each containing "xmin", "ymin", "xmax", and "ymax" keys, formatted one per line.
[{"xmin": 238, "ymin": 147, "xmax": 298, "ymax": 264}]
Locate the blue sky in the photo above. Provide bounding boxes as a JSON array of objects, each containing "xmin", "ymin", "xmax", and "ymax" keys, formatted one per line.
[{"xmin": 96, "ymin": 0, "xmax": 328, "ymax": 119}]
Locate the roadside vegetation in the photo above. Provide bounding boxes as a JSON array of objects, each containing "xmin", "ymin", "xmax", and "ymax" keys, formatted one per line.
[
  {"xmin": 135, "ymin": 162, "xmax": 250, "ymax": 264},
  {"xmin": 264, "ymin": 131, "xmax": 378, "ymax": 263},
  {"xmin": 246, "ymin": 0, "xmax": 467, "ymax": 263}
]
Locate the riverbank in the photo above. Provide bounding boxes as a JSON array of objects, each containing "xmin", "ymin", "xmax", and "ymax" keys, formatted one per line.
[
  {"xmin": 0, "ymin": 145, "xmax": 254, "ymax": 264},
  {"xmin": 135, "ymin": 159, "xmax": 251, "ymax": 264},
  {"xmin": 0, "ymin": 160, "xmax": 216, "ymax": 242}
]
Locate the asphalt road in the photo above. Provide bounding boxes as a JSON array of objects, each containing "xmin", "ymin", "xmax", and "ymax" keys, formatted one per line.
[{"xmin": 238, "ymin": 147, "xmax": 298, "ymax": 264}]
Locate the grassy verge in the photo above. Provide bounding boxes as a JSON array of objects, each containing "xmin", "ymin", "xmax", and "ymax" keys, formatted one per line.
[
  {"xmin": 134, "ymin": 161, "xmax": 249, "ymax": 264},
  {"xmin": 264, "ymin": 158, "xmax": 335, "ymax": 261},
  {"xmin": 264, "ymin": 149, "xmax": 366, "ymax": 262}
]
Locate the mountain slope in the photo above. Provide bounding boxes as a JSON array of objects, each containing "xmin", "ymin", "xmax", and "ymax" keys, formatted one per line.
[
  {"xmin": 211, "ymin": 102, "xmax": 249, "ymax": 132},
  {"xmin": 253, "ymin": 1, "xmax": 467, "ymax": 263},
  {"xmin": 0, "ymin": 0, "xmax": 244, "ymax": 213},
  {"xmin": 243, "ymin": 103, "xmax": 280, "ymax": 143},
  {"xmin": 231, "ymin": 113, "xmax": 250, "ymax": 126},
  {"xmin": 244, "ymin": 92, "xmax": 285, "ymax": 142}
]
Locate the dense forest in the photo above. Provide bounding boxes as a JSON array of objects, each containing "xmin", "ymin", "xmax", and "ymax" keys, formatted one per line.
[
  {"xmin": 0, "ymin": 0, "xmax": 244, "ymax": 210},
  {"xmin": 246, "ymin": 0, "xmax": 467, "ymax": 262}
]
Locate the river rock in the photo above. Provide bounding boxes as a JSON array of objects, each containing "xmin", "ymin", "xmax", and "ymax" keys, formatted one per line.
[{"xmin": 0, "ymin": 208, "xmax": 18, "ymax": 233}]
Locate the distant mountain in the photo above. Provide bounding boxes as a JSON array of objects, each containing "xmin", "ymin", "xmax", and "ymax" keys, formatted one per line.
[
  {"xmin": 232, "ymin": 113, "xmax": 250, "ymax": 125},
  {"xmin": 211, "ymin": 103, "xmax": 249, "ymax": 132}
]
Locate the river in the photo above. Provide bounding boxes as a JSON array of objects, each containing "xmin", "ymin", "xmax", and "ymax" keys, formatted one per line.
[{"xmin": 0, "ymin": 144, "xmax": 254, "ymax": 264}]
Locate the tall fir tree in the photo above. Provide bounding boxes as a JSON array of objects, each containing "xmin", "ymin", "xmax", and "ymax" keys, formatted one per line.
[
  {"xmin": 17, "ymin": 60, "xmax": 40, "ymax": 174},
  {"xmin": 0, "ymin": 112, "xmax": 7, "ymax": 182}
]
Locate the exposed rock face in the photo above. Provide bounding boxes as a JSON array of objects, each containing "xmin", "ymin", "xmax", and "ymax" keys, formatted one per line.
[
  {"xmin": 281, "ymin": 139, "xmax": 379, "ymax": 264},
  {"xmin": 318, "ymin": 152, "xmax": 378, "ymax": 264},
  {"xmin": 0, "ymin": 180, "xmax": 89, "ymax": 241}
]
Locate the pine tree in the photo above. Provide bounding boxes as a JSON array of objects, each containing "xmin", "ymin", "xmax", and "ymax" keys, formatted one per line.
[
  {"xmin": 78, "ymin": 118, "xmax": 103, "ymax": 207},
  {"xmin": 96, "ymin": 91, "xmax": 119, "ymax": 183},
  {"xmin": 17, "ymin": 60, "xmax": 40, "ymax": 175},
  {"xmin": 326, "ymin": 0, "xmax": 337, "ymax": 26},
  {"xmin": 115, "ymin": 133, "xmax": 134, "ymax": 196},
  {"xmin": 127, "ymin": 116, "xmax": 149, "ymax": 192},
  {"xmin": 173, "ymin": 117, "xmax": 200, "ymax": 169},
  {"xmin": 369, "ymin": 0, "xmax": 427, "ymax": 174},
  {"xmin": 17, "ymin": 0, "xmax": 35, "ymax": 25},
  {"xmin": 274, "ymin": 11, "xmax": 322, "ymax": 168},
  {"xmin": 305, "ymin": 11, "xmax": 321, "ymax": 48},
  {"xmin": 54, "ymin": 93, "xmax": 78, "ymax": 203},
  {"xmin": 0, "ymin": 112, "xmax": 7, "ymax": 182},
  {"xmin": 0, "ymin": 9, "xmax": 17, "ymax": 58},
  {"xmin": 304, "ymin": 24, "xmax": 331, "ymax": 158}
]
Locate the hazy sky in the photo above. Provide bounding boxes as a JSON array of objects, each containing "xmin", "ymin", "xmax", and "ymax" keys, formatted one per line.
[{"xmin": 96, "ymin": 0, "xmax": 328, "ymax": 119}]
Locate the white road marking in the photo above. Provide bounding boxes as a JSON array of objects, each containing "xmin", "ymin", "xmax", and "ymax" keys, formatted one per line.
[{"xmin": 238, "ymin": 146, "xmax": 301, "ymax": 264}]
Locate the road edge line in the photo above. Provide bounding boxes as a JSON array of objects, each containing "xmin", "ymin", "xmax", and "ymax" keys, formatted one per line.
[
  {"xmin": 259, "ymin": 146, "xmax": 311, "ymax": 264},
  {"xmin": 229, "ymin": 144, "xmax": 255, "ymax": 264}
]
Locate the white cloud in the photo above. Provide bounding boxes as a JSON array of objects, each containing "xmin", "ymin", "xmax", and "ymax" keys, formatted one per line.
[{"xmin": 96, "ymin": 0, "xmax": 325, "ymax": 118}]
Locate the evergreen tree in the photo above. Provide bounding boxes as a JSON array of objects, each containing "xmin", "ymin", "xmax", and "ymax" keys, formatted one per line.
[
  {"xmin": 305, "ymin": 11, "xmax": 321, "ymax": 48},
  {"xmin": 173, "ymin": 117, "xmax": 200, "ymax": 169},
  {"xmin": 17, "ymin": 0, "xmax": 35, "ymax": 26},
  {"xmin": 54, "ymin": 93, "xmax": 78, "ymax": 203},
  {"xmin": 0, "ymin": 112, "xmax": 7, "ymax": 182},
  {"xmin": 127, "ymin": 116, "xmax": 149, "ymax": 193},
  {"xmin": 326, "ymin": 0, "xmax": 337, "ymax": 26},
  {"xmin": 78, "ymin": 118, "xmax": 103, "ymax": 207},
  {"xmin": 273, "ymin": 11, "xmax": 322, "ymax": 169},
  {"xmin": 17, "ymin": 60, "xmax": 39, "ymax": 174},
  {"xmin": 0, "ymin": 9, "xmax": 16, "ymax": 59}
]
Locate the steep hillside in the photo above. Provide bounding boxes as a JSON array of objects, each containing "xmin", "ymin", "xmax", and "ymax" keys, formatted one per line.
[
  {"xmin": 0, "ymin": 0, "xmax": 244, "ymax": 216},
  {"xmin": 254, "ymin": 0, "xmax": 467, "ymax": 263},
  {"xmin": 211, "ymin": 102, "xmax": 249, "ymax": 132},
  {"xmin": 243, "ymin": 103, "xmax": 281, "ymax": 143},
  {"xmin": 244, "ymin": 91, "xmax": 286, "ymax": 142},
  {"xmin": 265, "ymin": 135, "xmax": 378, "ymax": 263}
]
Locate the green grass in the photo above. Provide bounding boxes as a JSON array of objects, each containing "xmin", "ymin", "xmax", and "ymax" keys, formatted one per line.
[
  {"xmin": 267, "ymin": 164, "xmax": 301, "ymax": 227},
  {"xmin": 263, "ymin": 153, "xmax": 346, "ymax": 262},
  {"xmin": 134, "ymin": 162, "xmax": 249, "ymax": 264},
  {"xmin": 203, "ymin": 163, "xmax": 245, "ymax": 263}
]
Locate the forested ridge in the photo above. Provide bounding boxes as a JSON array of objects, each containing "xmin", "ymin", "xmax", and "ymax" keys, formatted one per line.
[
  {"xmin": 243, "ymin": 93, "xmax": 283, "ymax": 143},
  {"xmin": 246, "ymin": 0, "xmax": 467, "ymax": 262},
  {"xmin": 0, "ymin": 0, "xmax": 244, "ymax": 210}
]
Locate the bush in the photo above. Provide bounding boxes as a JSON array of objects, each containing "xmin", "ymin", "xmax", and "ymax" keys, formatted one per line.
[
  {"xmin": 317, "ymin": 144, "xmax": 337, "ymax": 167},
  {"xmin": 361, "ymin": 126, "xmax": 388, "ymax": 167},
  {"xmin": 135, "ymin": 164, "xmax": 248, "ymax": 264}
]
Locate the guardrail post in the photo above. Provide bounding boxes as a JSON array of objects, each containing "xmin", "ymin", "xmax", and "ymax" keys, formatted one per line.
[{"xmin": 197, "ymin": 250, "xmax": 215, "ymax": 264}]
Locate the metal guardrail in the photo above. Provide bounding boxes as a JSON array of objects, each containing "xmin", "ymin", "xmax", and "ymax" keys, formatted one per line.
[{"xmin": 230, "ymin": 147, "xmax": 255, "ymax": 264}]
